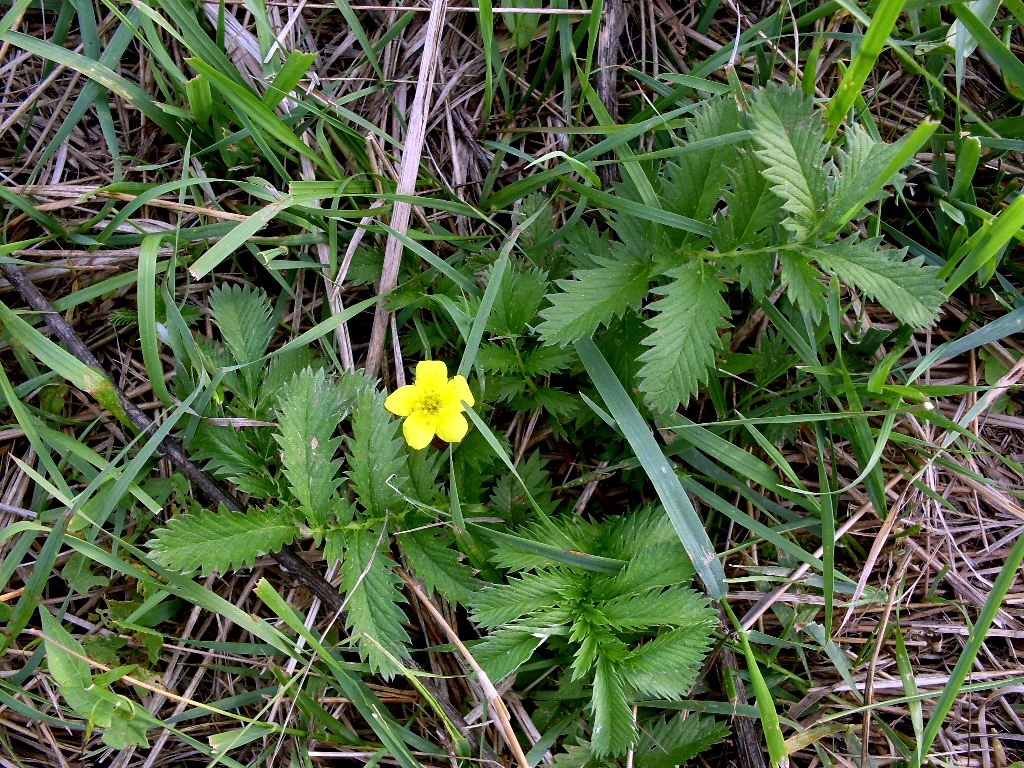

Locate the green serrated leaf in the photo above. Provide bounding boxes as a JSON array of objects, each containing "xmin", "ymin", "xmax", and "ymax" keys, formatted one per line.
[
  {"xmin": 662, "ymin": 95, "xmax": 743, "ymax": 221},
  {"xmin": 521, "ymin": 346, "xmax": 575, "ymax": 376},
  {"xmin": 340, "ymin": 527, "xmax": 411, "ymax": 676},
  {"xmin": 591, "ymin": 651, "xmax": 636, "ymax": 756},
  {"xmin": 472, "ymin": 628, "xmax": 545, "ymax": 681},
  {"xmin": 149, "ymin": 506, "xmax": 299, "ymax": 575},
  {"xmin": 604, "ymin": 549, "xmax": 695, "ymax": 595},
  {"xmin": 513, "ymin": 387, "xmax": 579, "ymax": 419},
  {"xmin": 190, "ymin": 423, "xmax": 270, "ymax": 488},
  {"xmin": 489, "ymin": 451, "xmax": 559, "ymax": 520},
  {"xmin": 621, "ymin": 625, "xmax": 716, "ymax": 698},
  {"xmin": 347, "ymin": 386, "xmax": 407, "ymax": 517},
  {"xmin": 208, "ymin": 284, "xmax": 275, "ymax": 368},
  {"xmin": 538, "ymin": 252, "xmax": 653, "ymax": 346},
  {"xmin": 807, "ymin": 236, "xmax": 944, "ymax": 327},
  {"xmin": 601, "ymin": 587, "xmax": 711, "ymax": 629},
  {"xmin": 749, "ymin": 85, "xmax": 829, "ymax": 240},
  {"xmin": 637, "ymin": 262, "xmax": 729, "ymax": 413},
  {"xmin": 256, "ymin": 347, "xmax": 318, "ymax": 416},
  {"xmin": 401, "ymin": 528, "xmax": 479, "ymax": 605},
  {"xmin": 477, "ymin": 342, "xmax": 520, "ymax": 373},
  {"xmin": 471, "ymin": 569, "xmax": 571, "ymax": 626},
  {"xmin": 825, "ymin": 124, "xmax": 904, "ymax": 230},
  {"xmin": 636, "ymin": 715, "xmax": 731, "ymax": 768},
  {"xmin": 275, "ymin": 368, "xmax": 348, "ymax": 525},
  {"xmin": 712, "ymin": 148, "xmax": 783, "ymax": 252},
  {"xmin": 780, "ymin": 251, "xmax": 826, "ymax": 322},
  {"xmin": 487, "ymin": 265, "xmax": 548, "ymax": 336}
]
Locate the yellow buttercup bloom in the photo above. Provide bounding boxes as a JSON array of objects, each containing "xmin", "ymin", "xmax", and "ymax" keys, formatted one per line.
[{"xmin": 384, "ymin": 360, "xmax": 475, "ymax": 450}]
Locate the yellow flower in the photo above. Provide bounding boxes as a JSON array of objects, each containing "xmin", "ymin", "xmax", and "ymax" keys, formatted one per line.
[{"xmin": 384, "ymin": 360, "xmax": 475, "ymax": 450}]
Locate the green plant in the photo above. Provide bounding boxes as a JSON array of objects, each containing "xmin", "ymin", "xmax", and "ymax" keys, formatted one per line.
[
  {"xmin": 149, "ymin": 285, "xmax": 479, "ymax": 676},
  {"xmin": 470, "ymin": 506, "xmax": 719, "ymax": 757},
  {"xmin": 476, "ymin": 259, "xmax": 580, "ymax": 429},
  {"xmin": 538, "ymin": 85, "xmax": 946, "ymax": 414}
]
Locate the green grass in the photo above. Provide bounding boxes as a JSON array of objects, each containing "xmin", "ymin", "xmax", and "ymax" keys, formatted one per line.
[{"xmin": 2, "ymin": 1, "xmax": 1024, "ymax": 766}]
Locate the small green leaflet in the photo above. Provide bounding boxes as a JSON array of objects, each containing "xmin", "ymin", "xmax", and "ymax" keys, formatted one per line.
[
  {"xmin": 150, "ymin": 506, "xmax": 299, "ymax": 575},
  {"xmin": 637, "ymin": 261, "xmax": 730, "ymax": 414},
  {"xmin": 538, "ymin": 254, "xmax": 653, "ymax": 346}
]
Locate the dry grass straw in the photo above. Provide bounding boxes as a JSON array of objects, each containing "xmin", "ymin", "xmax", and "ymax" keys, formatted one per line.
[{"xmin": 1, "ymin": 0, "xmax": 1023, "ymax": 766}]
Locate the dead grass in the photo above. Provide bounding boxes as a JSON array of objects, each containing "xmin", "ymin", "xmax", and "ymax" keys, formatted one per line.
[{"xmin": 1, "ymin": 1, "xmax": 1023, "ymax": 766}]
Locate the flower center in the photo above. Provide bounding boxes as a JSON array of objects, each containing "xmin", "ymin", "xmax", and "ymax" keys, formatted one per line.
[{"xmin": 417, "ymin": 391, "xmax": 443, "ymax": 415}]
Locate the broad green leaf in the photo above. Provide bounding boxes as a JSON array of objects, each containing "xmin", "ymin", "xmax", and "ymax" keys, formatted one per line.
[
  {"xmin": 346, "ymin": 386, "xmax": 407, "ymax": 516},
  {"xmin": 472, "ymin": 569, "xmax": 571, "ymax": 626},
  {"xmin": 472, "ymin": 628, "xmax": 545, "ymax": 682},
  {"xmin": 400, "ymin": 528, "xmax": 479, "ymax": 605},
  {"xmin": 591, "ymin": 652, "xmax": 636, "ymax": 756},
  {"xmin": 807, "ymin": 237, "xmax": 944, "ymax": 327},
  {"xmin": 40, "ymin": 608, "xmax": 150, "ymax": 750},
  {"xmin": 209, "ymin": 284, "xmax": 276, "ymax": 369},
  {"xmin": 621, "ymin": 625, "xmax": 715, "ymax": 698},
  {"xmin": 275, "ymin": 368, "xmax": 349, "ymax": 525},
  {"xmin": 749, "ymin": 86, "xmax": 829, "ymax": 239},
  {"xmin": 40, "ymin": 609, "xmax": 91, "ymax": 691},
  {"xmin": 662, "ymin": 94, "xmax": 743, "ymax": 221},
  {"xmin": 712, "ymin": 149, "xmax": 783, "ymax": 252},
  {"xmin": 780, "ymin": 251, "xmax": 826, "ymax": 322},
  {"xmin": 601, "ymin": 587, "xmax": 712, "ymax": 630}
]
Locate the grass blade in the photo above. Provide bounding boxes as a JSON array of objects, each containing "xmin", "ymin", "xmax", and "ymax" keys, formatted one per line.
[
  {"xmin": 910, "ymin": 531, "xmax": 1024, "ymax": 768},
  {"xmin": 824, "ymin": 1, "xmax": 908, "ymax": 135},
  {"xmin": 574, "ymin": 337, "xmax": 726, "ymax": 599}
]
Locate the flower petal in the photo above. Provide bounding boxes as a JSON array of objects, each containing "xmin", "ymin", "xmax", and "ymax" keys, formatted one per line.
[
  {"xmin": 403, "ymin": 410, "xmax": 437, "ymax": 450},
  {"xmin": 384, "ymin": 385, "xmax": 420, "ymax": 416},
  {"xmin": 434, "ymin": 409, "xmax": 469, "ymax": 443},
  {"xmin": 445, "ymin": 375, "xmax": 475, "ymax": 409},
  {"xmin": 414, "ymin": 360, "xmax": 449, "ymax": 392}
]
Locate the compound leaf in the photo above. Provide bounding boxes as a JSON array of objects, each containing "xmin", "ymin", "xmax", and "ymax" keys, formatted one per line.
[
  {"xmin": 538, "ymin": 252, "xmax": 653, "ymax": 346},
  {"xmin": 621, "ymin": 625, "xmax": 716, "ymax": 699},
  {"xmin": 591, "ymin": 652, "xmax": 636, "ymax": 756},
  {"xmin": 347, "ymin": 385, "xmax": 407, "ymax": 517},
  {"xmin": 401, "ymin": 528, "xmax": 479, "ymax": 605},
  {"xmin": 275, "ymin": 368, "xmax": 348, "ymax": 526},
  {"xmin": 473, "ymin": 628, "xmax": 545, "ymax": 681},
  {"xmin": 749, "ymin": 86, "xmax": 829, "ymax": 240}
]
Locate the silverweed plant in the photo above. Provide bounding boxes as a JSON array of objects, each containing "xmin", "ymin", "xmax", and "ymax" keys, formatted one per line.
[
  {"xmin": 538, "ymin": 85, "xmax": 945, "ymax": 414},
  {"xmin": 150, "ymin": 285, "xmax": 479, "ymax": 676},
  {"xmin": 145, "ymin": 281, "xmax": 723, "ymax": 758}
]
